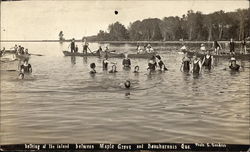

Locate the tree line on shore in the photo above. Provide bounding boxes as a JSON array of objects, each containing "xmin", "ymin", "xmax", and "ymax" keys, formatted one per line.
[{"xmin": 59, "ymin": 8, "xmax": 249, "ymax": 42}]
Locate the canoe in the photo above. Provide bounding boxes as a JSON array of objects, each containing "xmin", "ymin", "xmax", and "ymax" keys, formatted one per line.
[
  {"xmin": 183, "ymin": 50, "xmax": 250, "ymax": 60},
  {"xmin": 63, "ymin": 51, "xmax": 156, "ymax": 59}
]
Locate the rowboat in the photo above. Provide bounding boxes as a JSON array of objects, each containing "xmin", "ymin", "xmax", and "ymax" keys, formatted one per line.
[
  {"xmin": 62, "ymin": 51, "xmax": 123, "ymax": 58},
  {"xmin": 63, "ymin": 51, "xmax": 156, "ymax": 59},
  {"xmin": 16, "ymin": 54, "xmax": 30, "ymax": 60},
  {"xmin": 127, "ymin": 53, "xmax": 156, "ymax": 58},
  {"xmin": 0, "ymin": 54, "xmax": 21, "ymax": 71},
  {"xmin": 183, "ymin": 50, "xmax": 250, "ymax": 60},
  {"xmin": 1, "ymin": 51, "xmax": 30, "ymax": 60}
]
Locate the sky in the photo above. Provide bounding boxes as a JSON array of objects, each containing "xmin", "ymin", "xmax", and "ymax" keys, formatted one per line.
[{"xmin": 1, "ymin": 0, "xmax": 249, "ymax": 40}]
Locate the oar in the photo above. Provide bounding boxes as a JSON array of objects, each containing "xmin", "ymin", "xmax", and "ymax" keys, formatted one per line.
[
  {"xmin": 87, "ymin": 47, "xmax": 96, "ymax": 55},
  {"xmin": 29, "ymin": 53, "xmax": 44, "ymax": 56}
]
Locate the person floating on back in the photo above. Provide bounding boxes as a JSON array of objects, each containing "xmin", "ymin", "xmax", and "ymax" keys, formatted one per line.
[
  {"xmin": 201, "ymin": 50, "xmax": 214, "ymax": 71},
  {"xmin": 109, "ymin": 65, "xmax": 118, "ymax": 73},
  {"xmin": 134, "ymin": 66, "xmax": 139, "ymax": 73},
  {"xmin": 119, "ymin": 80, "xmax": 131, "ymax": 89},
  {"xmin": 89, "ymin": 63, "xmax": 96, "ymax": 74},
  {"xmin": 122, "ymin": 54, "xmax": 131, "ymax": 69},
  {"xmin": 192, "ymin": 54, "xmax": 202, "ymax": 75},
  {"xmin": 20, "ymin": 59, "xmax": 32, "ymax": 73},
  {"xmin": 229, "ymin": 57, "xmax": 240, "ymax": 71},
  {"xmin": 229, "ymin": 38, "xmax": 235, "ymax": 55},
  {"xmin": 180, "ymin": 52, "xmax": 191, "ymax": 72}
]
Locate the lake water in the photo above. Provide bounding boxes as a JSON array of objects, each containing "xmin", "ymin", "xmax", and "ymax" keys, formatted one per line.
[{"xmin": 0, "ymin": 42, "xmax": 249, "ymax": 145}]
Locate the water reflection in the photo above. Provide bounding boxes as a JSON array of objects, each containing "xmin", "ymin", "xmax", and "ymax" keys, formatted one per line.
[
  {"xmin": 71, "ymin": 56, "xmax": 76, "ymax": 65},
  {"xmin": 83, "ymin": 56, "xmax": 88, "ymax": 64}
]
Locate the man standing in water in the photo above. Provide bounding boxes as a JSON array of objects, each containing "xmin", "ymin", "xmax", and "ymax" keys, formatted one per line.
[
  {"xmin": 241, "ymin": 39, "xmax": 247, "ymax": 54},
  {"xmin": 82, "ymin": 38, "xmax": 89, "ymax": 54},
  {"xmin": 70, "ymin": 38, "xmax": 75, "ymax": 53},
  {"xmin": 229, "ymin": 38, "xmax": 235, "ymax": 54},
  {"xmin": 202, "ymin": 50, "xmax": 214, "ymax": 71},
  {"xmin": 122, "ymin": 54, "xmax": 131, "ymax": 69}
]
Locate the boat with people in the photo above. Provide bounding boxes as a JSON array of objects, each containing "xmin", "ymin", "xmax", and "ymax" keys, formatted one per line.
[
  {"xmin": 62, "ymin": 51, "xmax": 156, "ymax": 59},
  {"xmin": 182, "ymin": 50, "xmax": 250, "ymax": 60},
  {"xmin": 62, "ymin": 50, "xmax": 124, "ymax": 58}
]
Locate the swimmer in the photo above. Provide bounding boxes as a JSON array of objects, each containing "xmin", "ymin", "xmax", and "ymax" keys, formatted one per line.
[
  {"xmin": 18, "ymin": 73, "xmax": 24, "ymax": 80},
  {"xmin": 119, "ymin": 80, "xmax": 131, "ymax": 89},
  {"xmin": 180, "ymin": 52, "xmax": 191, "ymax": 72},
  {"xmin": 192, "ymin": 54, "xmax": 202, "ymax": 74},
  {"xmin": 228, "ymin": 57, "xmax": 240, "ymax": 71},
  {"xmin": 155, "ymin": 55, "xmax": 168, "ymax": 71},
  {"xmin": 122, "ymin": 54, "xmax": 131, "ymax": 68},
  {"xmin": 20, "ymin": 59, "xmax": 32, "ymax": 73},
  {"xmin": 89, "ymin": 63, "xmax": 96, "ymax": 74},
  {"xmin": 109, "ymin": 65, "xmax": 118, "ymax": 73},
  {"xmin": 134, "ymin": 65, "xmax": 139, "ymax": 73}
]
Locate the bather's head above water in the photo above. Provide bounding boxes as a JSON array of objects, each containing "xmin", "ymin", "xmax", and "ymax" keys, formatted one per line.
[
  {"xmin": 18, "ymin": 73, "xmax": 24, "ymax": 80},
  {"xmin": 124, "ymin": 80, "xmax": 131, "ymax": 89},
  {"xmin": 134, "ymin": 66, "xmax": 139, "ymax": 73}
]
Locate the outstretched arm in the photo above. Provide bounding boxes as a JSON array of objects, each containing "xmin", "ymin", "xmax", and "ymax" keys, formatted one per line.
[
  {"xmin": 180, "ymin": 63, "xmax": 183, "ymax": 72},
  {"xmin": 199, "ymin": 61, "xmax": 202, "ymax": 73}
]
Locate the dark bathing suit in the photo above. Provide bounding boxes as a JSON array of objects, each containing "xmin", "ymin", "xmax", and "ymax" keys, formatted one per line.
[
  {"xmin": 183, "ymin": 60, "xmax": 190, "ymax": 71},
  {"xmin": 203, "ymin": 55, "xmax": 212, "ymax": 70},
  {"xmin": 158, "ymin": 60, "xmax": 164, "ymax": 69},
  {"xmin": 122, "ymin": 59, "xmax": 131, "ymax": 68},
  {"xmin": 103, "ymin": 60, "xmax": 108, "ymax": 70},
  {"xmin": 21, "ymin": 64, "xmax": 32, "ymax": 73},
  {"xmin": 148, "ymin": 62, "xmax": 156, "ymax": 71},
  {"xmin": 214, "ymin": 42, "xmax": 220, "ymax": 49},
  {"xmin": 70, "ymin": 42, "xmax": 75, "ymax": 53},
  {"xmin": 229, "ymin": 42, "xmax": 235, "ymax": 52},
  {"xmin": 193, "ymin": 61, "xmax": 200, "ymax": 74},
  {"xmin": 229, "ymin": 64, "xmax": 240, "ymax": 71},
  {"xmin": 83, "ymin": 45, "xmax": 88, "ymax": 53}
]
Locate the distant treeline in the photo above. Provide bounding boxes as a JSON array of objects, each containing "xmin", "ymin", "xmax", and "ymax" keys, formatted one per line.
[{"xmin": 87, "ymin": 8, "xmax": 249, "ymax": 42}]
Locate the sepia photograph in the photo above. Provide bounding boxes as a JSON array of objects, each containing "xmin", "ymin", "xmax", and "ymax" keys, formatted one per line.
[{"xmin": 0, "ymin": 0, "xmax": 249, "ymax": 151}]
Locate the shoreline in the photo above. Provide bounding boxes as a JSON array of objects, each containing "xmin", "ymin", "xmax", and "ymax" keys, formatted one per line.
[{"xmin": 1, "ymin": 40, "xmax": 249, "ymax": 44}]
